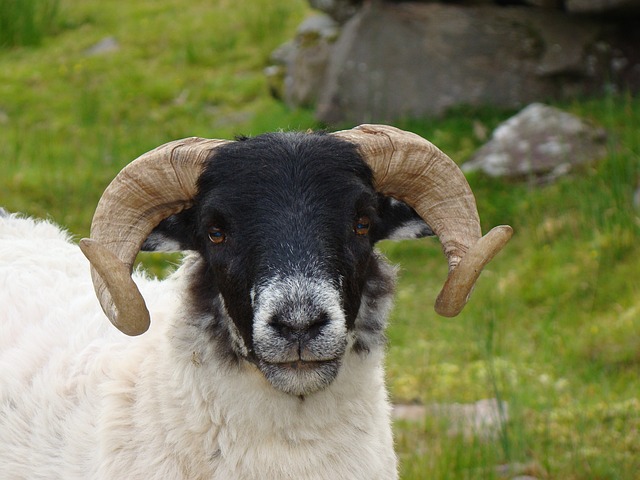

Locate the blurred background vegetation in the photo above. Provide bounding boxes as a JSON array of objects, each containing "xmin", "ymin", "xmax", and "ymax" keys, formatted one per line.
[{"xmin": 1, "ymin": 1, "xmax": 638, "ymax": 478}]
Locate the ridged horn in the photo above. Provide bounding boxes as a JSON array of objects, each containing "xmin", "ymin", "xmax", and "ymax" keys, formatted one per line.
[
  {"xmin": 79, "ymin": 138, "xmax": 230, "ymax": 336},
  {"xmin": 333, "ymin": 124, "xmax": 512, "ymax": 317}
]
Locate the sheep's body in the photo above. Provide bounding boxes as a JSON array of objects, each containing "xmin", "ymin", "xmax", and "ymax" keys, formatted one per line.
[{"xmin": 0, "ymin": 214, "xmax": 397, "ymax": 479}]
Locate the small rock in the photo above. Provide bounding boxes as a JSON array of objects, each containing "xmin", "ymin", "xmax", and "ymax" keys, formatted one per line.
[
  {"xmin": 264, "ymin": 64, "xmax": 287, "ymax": 100},
  {"xmin": 266, "ymin": 14, "xmax": 339, "ymax": 107},
  {"xmin": 173, "ymin": 89, "xmax": 189, "ymax": 106},
  {"xmin": 84, "ymin": 36, "xmax": 120, "ymax": 56},
  {"xmin": 473, "ymin": 120, "xmax": 489, "ymax": 141},
  {"xmin": 392, "ymin": 404, "xmax": 426, "ymax": 422},
  {"xmin": 265, "ymin": 41, "xmax": 296, "ymax": 99},
  {"xmin": 393, "ymin": 398, "xmax": 508, "ymax": 439},
  {"xmin": 309, "ymin": 0, "xmax": 361, "ymax": 23},
  {"xmin": 297, "ymin": 14, "xmax": 340, "ymax": 41},
  {"xmin": 495, "ymin": 460, "xmax": 547, "ymax": 479},
  {"xmin": 462, "ymin": 103, "xmax": 607, "ymax": 181}
]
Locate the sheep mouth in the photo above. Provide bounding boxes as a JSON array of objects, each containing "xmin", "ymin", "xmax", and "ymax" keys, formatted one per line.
[
  {"xmin": 258, "ymin": 358, "xmax": 341, "ymax": 396},
  {"xmin": 271, "ymin": 359, "xmax": 336, "ymax": 371}
]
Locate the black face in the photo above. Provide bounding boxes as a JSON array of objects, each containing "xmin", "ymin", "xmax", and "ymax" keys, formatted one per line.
[{"xmin": 143, "ymin": 132, "xmax": 432, "ymax": 395}]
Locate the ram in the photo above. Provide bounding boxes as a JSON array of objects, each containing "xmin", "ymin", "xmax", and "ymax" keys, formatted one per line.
[{"xmin": 0, "ymin": 125, "xmax": 511, "ymax": 479}]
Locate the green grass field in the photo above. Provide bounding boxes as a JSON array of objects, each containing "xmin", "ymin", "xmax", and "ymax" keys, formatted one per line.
[{"xmin": 1, "ymin": 1, "xmax": 639, "ymax": 478}]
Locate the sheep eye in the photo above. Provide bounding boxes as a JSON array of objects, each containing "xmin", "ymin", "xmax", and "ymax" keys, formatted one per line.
[
  {"xmin": 207, "ymin": 226, "xmax": 226, "ymax": 244},
  {"xmin": 354, "ymin": 215, "xmax": 371, "ymax": 236}
]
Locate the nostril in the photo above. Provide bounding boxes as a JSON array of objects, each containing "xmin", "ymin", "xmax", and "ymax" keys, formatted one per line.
[
  {"xmin": 269, "ymin": 314, "xmax": 295, "ymax": 340},
  {"xmin": 269, "ymin": 312, "xmax": 331, "ymax": 341},
  {"xmin": 305, "ymin": 312, "xmax": 330, "ymax": 340}
]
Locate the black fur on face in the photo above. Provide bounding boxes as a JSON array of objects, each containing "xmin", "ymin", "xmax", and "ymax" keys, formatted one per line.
[{"xmin": 143, "ymin": 131, "xmax": 432, "ymax": 395}]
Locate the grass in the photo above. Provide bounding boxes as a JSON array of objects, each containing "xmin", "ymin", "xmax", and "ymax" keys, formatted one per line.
[
  {"xmin": 1, "ymin": 1, "xmax": 639, "ymax": 478},
  {"xmin": 382, "ymin": 96, "xmax": 640, "ymax": 478},
  {"xmin": 0, "ymin": 0, "xmax": 61, "ymax": 48},
  {"xmin": 1, "ymin": 0, "xmax": 315, "ymax": 234}
]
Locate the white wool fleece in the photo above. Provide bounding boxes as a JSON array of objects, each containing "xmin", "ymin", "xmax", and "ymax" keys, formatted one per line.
[{"xmin": 0, "ymin": 214, "xmax": 398, "ymax": 479}]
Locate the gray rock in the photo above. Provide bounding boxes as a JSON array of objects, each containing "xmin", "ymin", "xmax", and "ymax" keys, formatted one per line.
[
  {"xmin": 495, "ymin": 460, "xmax": 548, "ymax": 479},
  {"xmin": 462, "ymin": 103, "xmax": 607, "ymax": 180},
  {"xmin": 265, "ymin": 42, "xmax": 295, "ymax": 100},
  {"xmin": 308, "ymin": 0, "xmax": 640, "ymax": 18},
  {"xmin": 534, "ymin": 14, "xmax": 600, "ymax": 77},
  {"xmin": 309, "ymin": 0, "xmax": 362, "ymax": 23},
  {"xmin": 315, "ymin": 3, "xmax": 611, "ymax": 124},
  {"xmin": 266, "ymin": 14, "xmax": 339, "ymax": 107},
  {"xmin": 84, "ymin": 36, "xmax": 120, "ymax": 56},
  {"xmin": 566, "ymin": 0, "xmax": 640, "ymax": 15},
  {"xmin": 523, "ymin": 0, "xmax": 563, "ymax": 7},
  {"xmin": 393, "ymin": 398, "xmax": 508, "ymax": 439},
  {"xmin": 297, "ymin": 13, "xmax": 340, "ymax": 39}
]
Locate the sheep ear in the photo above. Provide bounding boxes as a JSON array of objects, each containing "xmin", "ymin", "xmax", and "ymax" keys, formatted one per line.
[
  {"xmin": 141, "ymin": 208, "xmax": 198, "ymax": 252},
  {"xmin": 373, "ymin": 195, "xmax": 434, "ymax": 242}
]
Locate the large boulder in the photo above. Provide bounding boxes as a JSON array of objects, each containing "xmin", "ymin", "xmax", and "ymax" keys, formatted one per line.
[
  {"xmin": 269, "ymin": 2, "xmax": 640, "ymax": 123},
  {"xmin": 315, "ymin": 2, "xmax": 624, "ymax": 124},
  {"xmin": 310, "ymin": 0, "xmax": 640, "ymax": 17}
]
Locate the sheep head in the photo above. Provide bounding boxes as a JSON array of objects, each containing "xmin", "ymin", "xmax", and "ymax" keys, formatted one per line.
[{"xmin": 80, "ymin": 125, "xmax": 512, "ymax": 395}]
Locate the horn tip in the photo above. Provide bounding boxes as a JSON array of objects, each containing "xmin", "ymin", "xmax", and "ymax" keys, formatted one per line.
[
  {"xmin": 79, "ymin": 237, "xmax": 94, "ymax": 254},
  {"xmin": 117, "ymin": 319, "xmax": 150, "ymax": 336},
  {"xmin": 490, "ymin": 225, "xmax": 514, "ymax": 243},
  {"xmin": 79, "ymin": 238, "xmax": 151, "ymax": 336},
  {"xmin": 434, "ymin": 224, "xmax": 513, "ymax": 317},
  {"xmin": 434, "ymin": 301, "xmax": 463, "ymax": 318}
]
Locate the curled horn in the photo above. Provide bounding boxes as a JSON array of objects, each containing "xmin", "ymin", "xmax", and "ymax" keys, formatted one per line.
[
  {"xmin": 79, "ymin": 138, "xmax": 229, "ymax": 335},
  {"xmin": 81, "ymin": 125, "xmax": 510, "ymax": 336},
  {"xmin": 333, "ymin": 124, "xmax": 512, "ymax": 317}
]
